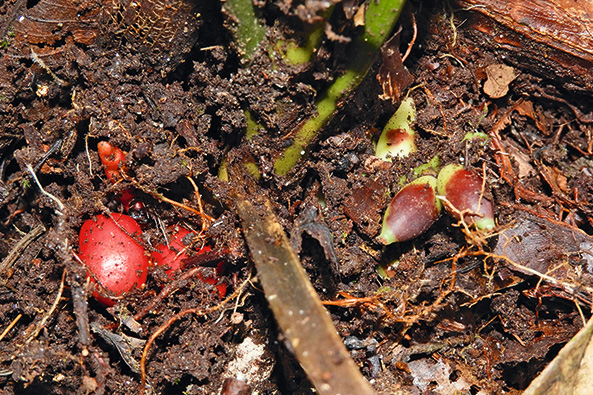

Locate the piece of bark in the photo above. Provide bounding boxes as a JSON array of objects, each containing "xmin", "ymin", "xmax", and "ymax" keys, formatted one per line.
[
  {"xmin": 234, "ymin": 195, "xmax": 375, "ymax": 395},
  {"xmin": 457, "ymin": 0, "xmax": 593, "ymax": 91}
]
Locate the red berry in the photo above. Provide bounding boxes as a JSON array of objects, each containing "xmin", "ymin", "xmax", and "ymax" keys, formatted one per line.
[
  {"xmin": 378, "ymin": 176, "xmax": 442, "ymax": 245},
  {"xmin": 152, "ymin": 226, "xmax": 203, "ymax": 276},
  {"xmin": 152, "ymin": 226, "xmax": 227, "ymax": 298},
  {"xmin": 79, "ymin": 214, "xmax": 149, "ymax": 306}
]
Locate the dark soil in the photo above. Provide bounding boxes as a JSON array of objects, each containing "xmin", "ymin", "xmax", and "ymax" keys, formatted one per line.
[{"xmin": 1, "ymin": 0, "xmax": 592, "ymax": 394}]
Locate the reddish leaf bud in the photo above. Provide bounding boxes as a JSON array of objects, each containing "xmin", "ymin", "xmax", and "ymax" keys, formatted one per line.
[
  {"xmin": 437, "ymin": 164, "xmax": 495, "ymax": 230},
  {"xmin": 378, "ymin": 176, "xmax": 442, "ymax": 245},
  {"xmin": 375, "ymin": 97, "xmax": 417, "ymax": 161}
]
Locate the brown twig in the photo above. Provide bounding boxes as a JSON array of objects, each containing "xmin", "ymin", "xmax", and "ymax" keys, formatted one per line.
[{"xmin": 125, "ymin": 177, "xmax": 213, "ymax": 220}]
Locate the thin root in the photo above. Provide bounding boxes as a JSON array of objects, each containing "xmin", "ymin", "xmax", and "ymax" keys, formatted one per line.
[
  {"xmin": 26, "ymin": 269, "xmax": 66, "ymax": 344},
  {"xmin": 186, "ymin": 176, "xmax": 215, "ymax": 230},
  {"xmin": 0, "ymin": 313, "xmax": 22, "ymax": 341},
  {"xmin": 139, "ymin": 277, "xmax": 251, "ymax": 394}
]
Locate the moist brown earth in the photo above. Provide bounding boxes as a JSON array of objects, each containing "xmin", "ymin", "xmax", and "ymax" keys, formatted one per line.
[{"xmin": 0, "ymin": 0, "xmax": 592, "ymax": 394}]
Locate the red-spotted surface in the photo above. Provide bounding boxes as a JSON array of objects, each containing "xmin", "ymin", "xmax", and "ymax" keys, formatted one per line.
[
  {"xmin": 152, "ymin": 226, "xmax": 227, "ymax": 298},
  {"xmin": 151, "ymin": 226, "xmax": 194, "ymax": 276},
  {"xmin": 79, "ymin": 214, "xmax": 149, "ymax": 306},
  {"xmin": 97, "ymin": 141, "xmax": 126, "ymax": 181}
]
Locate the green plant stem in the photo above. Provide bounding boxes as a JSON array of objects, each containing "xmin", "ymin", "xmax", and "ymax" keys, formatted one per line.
[
  {"xmin": 223, "ymin": 0, "xmax": 267, "ymax": 61},
  {"xmin": 277, "ymin": 7, "xmax": 331, "ymax": 65},
  {"xmin": 274, "ymin": 0, "xmax": 406, "ymax": 175}
]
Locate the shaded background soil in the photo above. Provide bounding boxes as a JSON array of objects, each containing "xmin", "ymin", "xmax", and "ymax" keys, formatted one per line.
[{"xmin": 1, "ymin": 0, "xmax": 592, "ymax": 393}]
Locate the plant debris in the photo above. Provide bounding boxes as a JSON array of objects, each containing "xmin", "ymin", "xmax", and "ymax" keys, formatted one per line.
[{"xmin": 0, "ymin": 0, "xmax": 593, "ymax": 393}]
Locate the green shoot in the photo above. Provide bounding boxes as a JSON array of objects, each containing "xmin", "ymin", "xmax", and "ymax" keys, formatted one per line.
[{"xmin": 274, "ymin": 0, "xmax": 407, "ymax": 175}]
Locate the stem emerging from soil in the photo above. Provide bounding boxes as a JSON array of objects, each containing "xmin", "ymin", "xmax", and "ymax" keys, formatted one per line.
[
  {"xmin": 223, "ymin": 0, "xmax": 267, "ymax": 61},
  {"xmin": 274, "ymin": 0, "xmax": 406, "ymax": 175}
]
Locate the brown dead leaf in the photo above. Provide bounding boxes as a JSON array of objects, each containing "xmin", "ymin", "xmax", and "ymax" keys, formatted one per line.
[
  {"xmin": 493, "ymin": 212, "xmax": 593, "ymax": 295},
  {"xmin": 483, "ymin": 64, "xmax": 519, "ymax": 98},
  {"xmin": 377, "ymin": 34, "xmax": 414, "ymax": 103},
  {"xmin": 514, "ymin": 100, "xmax": 550, "ymax": 134},
  {"xmin": 344, "ymin": 177, "xmax": 388, "ymax": 237},
  {"xmin": 9, "ymin": 0, "xmax": 99, "ymax": 49},
  {"xmin": 539, "ymin": 164, "xmax": 571, "ymax": 195},
  {"xmin": 353, "ymin": 2, "xmax": 366, "ymax": 26},
  {"xmin": 503, "ymin": 139, "xmax": 536, "ymax": 179}
]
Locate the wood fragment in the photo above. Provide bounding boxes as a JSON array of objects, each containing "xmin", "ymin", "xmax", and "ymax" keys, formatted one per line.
[
  {"xmin": 234, "ymin": 195, "xmax": 375, "ymax": 395},
  {"xmin": 458, "ymin": 0, "xmax": 593, "ymax": 91}
]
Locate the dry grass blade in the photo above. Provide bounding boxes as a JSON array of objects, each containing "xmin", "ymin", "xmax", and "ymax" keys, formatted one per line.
[{"xmin": 0, "ymin": 223, "xmax": 45, "ymax": 276}]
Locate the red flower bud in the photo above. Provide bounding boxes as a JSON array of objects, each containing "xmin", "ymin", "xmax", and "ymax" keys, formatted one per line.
[
  {"xmin": 437, "ymin": 164, "xmax": 495, "ymax": 230},
  {"xmin": 378, "ymin": 176, "xmax": 442, "ymax": 245},
  {"xmin": 97, "ymin": 141, "xmax": 136, "ymax": 210},
  {"xmin": 97, "ymin": 141, "xmax": 127, "ymax": 181}
]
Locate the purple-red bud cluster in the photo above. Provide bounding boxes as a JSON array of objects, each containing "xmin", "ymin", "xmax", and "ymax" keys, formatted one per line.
[
  {"xmin": 379, "ymin": 165, "xmax": 495, "ymax": 245},
  {"xmin": 378, "ymin": 176, "xmax": 441, "ymax": 245}
]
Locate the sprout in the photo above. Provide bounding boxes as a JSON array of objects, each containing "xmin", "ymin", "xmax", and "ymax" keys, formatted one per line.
[
  {"xmin": 378, "ymin": 176, "xmax": 441, "ymax": 245},
  {"xmin": 437, "ymin": 164, "xmax": 495, "ymax": 230},
  {"xmin": 375, "ymin": 97, "xmax": 417, "ymax": 161}
]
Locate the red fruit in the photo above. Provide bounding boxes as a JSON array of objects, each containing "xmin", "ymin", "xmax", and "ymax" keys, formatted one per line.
[
  {"xmin": 97, "ymin": 141, "xmax": 127, "ymax": 181},
  {"xmin": 437, "ymin": 164, "xmax": 495, "ymax": 230},
  {"xmin": 378, "ymin": 176, "xmax": 442, "ymax": 245},
  {"xmin": 79, "ymin": 214, "xmax": 149, "ymax": 306},
  {"xmin": 152, "ymin": 226, "xmax": 227, "ymax": 298},
  {"xmin": 152, "ymin": 226, "xmax": 198, "ymax": 276}
]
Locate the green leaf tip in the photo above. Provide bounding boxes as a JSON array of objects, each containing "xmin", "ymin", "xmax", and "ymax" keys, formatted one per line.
[{"xmin": 375, "ymin": 97, "xmax": 417, "ymax": 161}]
